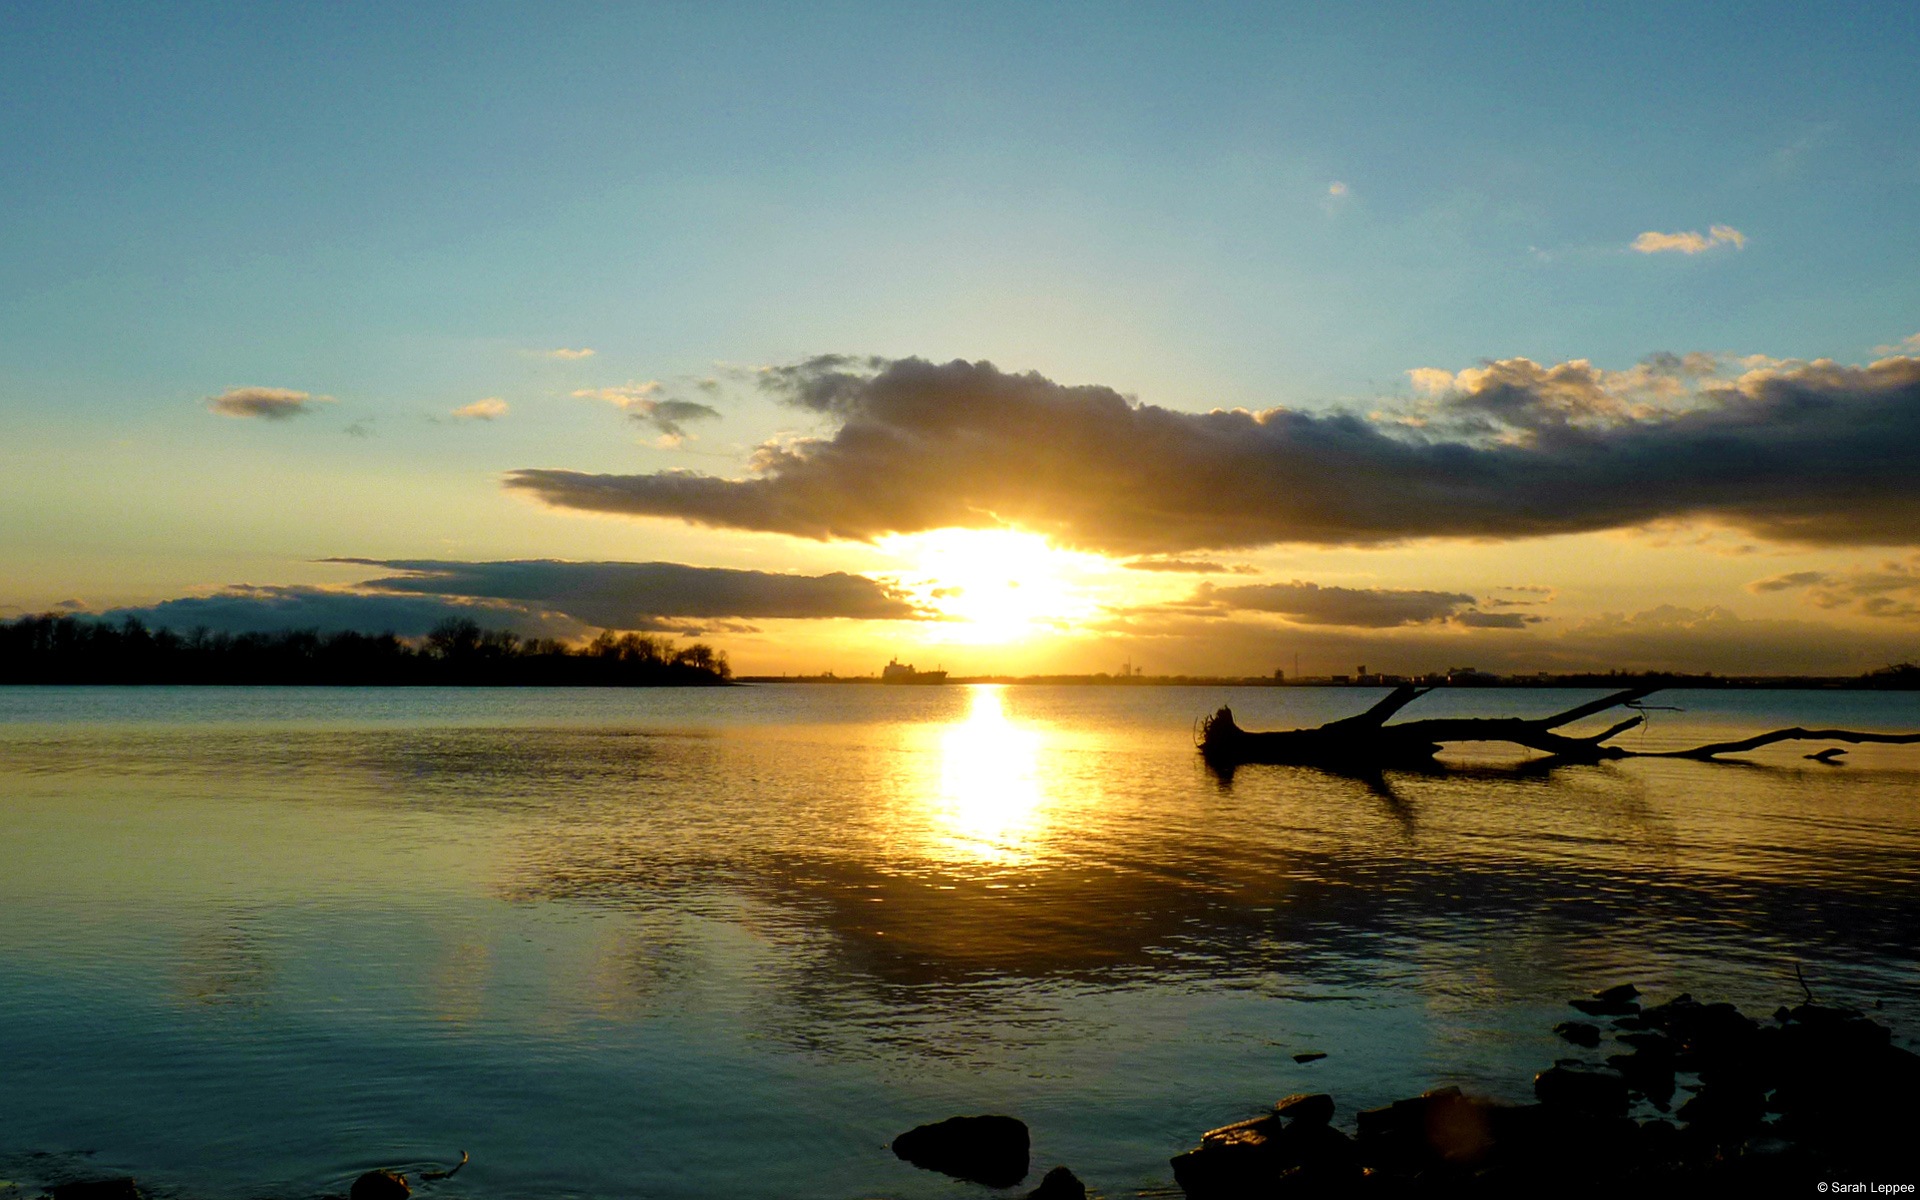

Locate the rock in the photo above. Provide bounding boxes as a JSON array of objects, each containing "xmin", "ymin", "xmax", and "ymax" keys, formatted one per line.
[
  {"xmin": 1592, "ymin": 983, "xmax": 1639, "ymax": 1005},
  {"xmin": 1273, "ymin": 1122, "xmax": 1361, "ymax": 1185},
  {"xmin": 1026, "ymin": 1165, "xmax": 1085, "ymax": 1200},
  {"xmin": 50, "ymin": 1182, "xmax": 140, "ymax": 1200},
  {"xmin": 349, "ymin": 1170, "xmax": 410, "ymax": 1200},
  {"xmin": 1553, "ymin": 1021, "xmax": 1602, "ymax": 1047},
  {"xmin": 1606, "ymin": 1049, "xmax": 1676, "ymax": 1109},
  {"xmin": 1291, "ymin": 1051, "xmax": 1327, "ymax": 1063},
  {"xmin": 1676, "ymin": 1083, "xmax": 1767, "ymax": 1144},
  {"xmin": 1616, "ymin": 1030, "xmax": 1676, "ymax": 1057},
  {"xmin": 1637, "ymin": 993, "xmax": 1696, "ymax": 1028},
  {"xmin": 893, "ymin": 1114, "xmax": 1030, "ymax": 1188},
  {"xmin": 1201, "ymin": 1113, "xmax": 1281, "ymax": 1149},
  {"xmin": 1274, "ymin": 1092, "xmax": 1335, "ymax": 1126},
  {"xmin": 1170, "ymin": 1142, "xmax": 1272, "ymax": 1198},
  {"xmin": 1355, "ymin": 1086, "xmax": 1504, "ymax": 1176},
  {"xmin": 1533, "ymin": 1066, "xmax": 1629, "ymax": 1117},
  {"xmin": 1569, "ymin": 996, "xmax": 1639, "ymax": 1017}
]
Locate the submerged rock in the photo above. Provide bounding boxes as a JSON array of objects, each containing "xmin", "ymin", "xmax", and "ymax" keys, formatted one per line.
[
  {"xmin": 349, "ymin": 1169, "xmax": 410, "ymax": 1200},
  {"xmin": 50, "ymin": 1182, "xmax": 140, "ymax": 1200},
  {"xmin": 1553, "ymin": 1020, "xmax": 1602, "ymax": 1047},
  {"xmin": 892, "ymin": 1114, "xmax": 1030, "ymax": 1188}
]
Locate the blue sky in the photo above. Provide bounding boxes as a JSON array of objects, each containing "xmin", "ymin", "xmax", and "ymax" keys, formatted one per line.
[{"xmin": 4, "ymin": 3, "xmax": 1918, "ymax": 674}]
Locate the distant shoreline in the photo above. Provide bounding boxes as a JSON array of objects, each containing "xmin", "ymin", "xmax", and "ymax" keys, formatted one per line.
[{"xmin": 739, "ymin": 670, "xmax": 1919, "ymax": 690}]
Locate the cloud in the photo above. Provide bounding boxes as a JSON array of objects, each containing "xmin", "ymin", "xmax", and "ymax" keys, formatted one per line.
[
  {"xmin": 1122, "ymin": 559, "xmax": 1259, "ymax": 575},
  {"xmin": 574, "ymin": 383, "xmax": 721, "ymax": 441},
  {"xmin": 1632, "ymin": 225, "xmax": 1746, "ymax": 255},
  {"xmin": 453, "ymin": 398, "xmax": 508, "ymax": 421},
  {"xmin": 1452, "ymin": 610, "xmax": 1535, "ymax": 629},
  {"xmin": 104, "ymin": 586, "xmax": 571, "ymax": 638},
  {"xmin": 1749, "ymin": 556, "xmax": 1920, "ymax": 621},
  {"xmin": 1090, "ymin": 601, "xmax": 1907, "ymax": 678},
  {"xmin": 543, "ymin": 347, "xmax": 596, "ymax": 360},
  {"xmin": 505, "ymin": 352, "xmax": 1920, "ymax": 554},
  {"xmin": 1327, "ymin": 181, "xmax": 1348, "ymax": 197},
  {"xmin": 1873, "ymin": 333, "xmax": 1920, "ymax": 356},
  {"xmin": 206, "ymin": 386, "xmax": 330, "ymax": 420},
  {"xmin": 1197, "ymin": 580, "xmax": 1479, "ymax": 627},
  {"xmin": 328, "ymin": 558, "xmax": 927, "ymax": 627}
]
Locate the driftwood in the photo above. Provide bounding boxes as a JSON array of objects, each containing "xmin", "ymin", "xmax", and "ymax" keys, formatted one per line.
[{"xmin": 1196, "ymin": 685, "xmax": 1920, "ymax": 768}]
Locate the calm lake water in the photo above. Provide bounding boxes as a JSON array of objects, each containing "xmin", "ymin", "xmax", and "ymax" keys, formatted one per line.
[{"xmin": 2, "ymin": 684, "xmax": 1916, "ymax": 1198}]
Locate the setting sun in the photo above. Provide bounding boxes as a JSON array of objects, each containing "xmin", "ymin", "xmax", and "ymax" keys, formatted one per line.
[{"xmin": 880, "ymin": 529, "xmax": 1112, "ymax": 644}]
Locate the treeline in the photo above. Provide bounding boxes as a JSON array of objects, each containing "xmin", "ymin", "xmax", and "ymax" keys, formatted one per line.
[{"xmin": 0, "ymin": 615, "xmax": 732, "ymax": 686}]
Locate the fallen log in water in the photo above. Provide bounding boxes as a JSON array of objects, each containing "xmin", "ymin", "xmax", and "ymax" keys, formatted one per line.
[{"xmin": 1196, "ymin": 685, "xmax": 1920, "ymax": 768}]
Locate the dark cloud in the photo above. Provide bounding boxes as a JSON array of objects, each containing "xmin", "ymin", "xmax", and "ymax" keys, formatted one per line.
[
  {"xmin": 206, "ymin": 386, "xmax": 330, "ymax": 420},
  {"xmin": 1748, "ymin": 557, "xmax": 1920, "ymax": 620},
  {"xmin": 1123, "ymin": 559, "xmax": 1260, "ymax": 574},
  {"xmin": 329, "ymin": 558, "xmax": 927, "ymax": 627},
  {"xmin": 1199, "ymin": 581, "xmax": 1478, "ymax": 627},
  {"xmin": 505, "ymin": 354, "xmax": 1920, "ymax": 554},
  {"xmin": 104, "ymin": 586, "xmax": 568, "ymax": 638}
]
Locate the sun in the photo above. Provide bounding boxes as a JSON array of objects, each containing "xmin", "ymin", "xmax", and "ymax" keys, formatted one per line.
[{"xmin": 880, "ymin": 528, "xmax": 1110, "ymax": 644}]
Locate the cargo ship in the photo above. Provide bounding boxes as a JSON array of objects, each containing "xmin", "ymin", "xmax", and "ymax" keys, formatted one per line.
[{"xmin": 880, "ymin": 658, "xmax": 947, "ymax": 684}]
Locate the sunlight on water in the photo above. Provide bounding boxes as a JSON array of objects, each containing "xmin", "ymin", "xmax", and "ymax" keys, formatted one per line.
[
  {"xmin": 0, "ymin": 685, "xmax": 1916, "ymax": 1199},
  {"xmin": 931, "ymin": 685, "xmax": 1048, "ymax": 865}
]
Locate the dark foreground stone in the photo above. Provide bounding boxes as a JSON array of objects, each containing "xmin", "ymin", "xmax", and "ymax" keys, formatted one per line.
[
  {"xmin": 892, "ymin": 1114, "xmax": 1030, "ymax": 1187},
  {"xmin": 349, "ymin": 1169, "xmax": 411, "ymax": 1200}
]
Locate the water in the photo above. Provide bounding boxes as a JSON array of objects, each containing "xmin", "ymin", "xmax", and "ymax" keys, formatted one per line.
[{"xmin": 1, "ymin": 684, "xmax": 1916, "ymax": 1198}]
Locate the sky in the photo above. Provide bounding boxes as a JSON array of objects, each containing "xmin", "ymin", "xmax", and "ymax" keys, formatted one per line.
[{"xmin": 3, "ymin": 1, "xmax": 1918, "ymax": 676}]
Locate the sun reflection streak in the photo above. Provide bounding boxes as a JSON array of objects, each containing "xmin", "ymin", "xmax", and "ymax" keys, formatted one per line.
[{"xmin": 932, "ymin": 685, "xmax": 1047, "ymax": 865}]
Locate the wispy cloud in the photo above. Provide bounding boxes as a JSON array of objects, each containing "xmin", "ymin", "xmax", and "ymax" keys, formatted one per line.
[
  {"xmin": 507, "ymin": 351, "xmax": 1920, "ymax": 554},
  {"xmin": 206, "ymin": 386, "xmax": 330, "ymax": 420},
  {"xmin": 1122, "ymin": 559, "xmax": 1259, "ymax": 575},
  {"xmin": 1632, "ymin": 224, "xmax": 1746, "ymax": 255},
  {"xmin": 1749, "ymin": 556, "xmax": 1920, "ymax": 621},
  {"xmin": 541, "ymin": 347, "xmax": 596, "ymax": 360},
  {"xmin": 574, "ymin": 382, "xmax": 721, "ymax": 443},
  {"xmin": 452, "ymin": 397, "xmax": 509, "ymax": 421}
]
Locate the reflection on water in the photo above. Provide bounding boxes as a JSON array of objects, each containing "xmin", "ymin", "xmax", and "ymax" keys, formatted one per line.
[
  {"xmin": 0, "ymin": 685, "xmax": 1917, "ymax": 1199},
  {"xmin": 933, "ymin": 685, "xmax": 1048, "ymax": 864}
]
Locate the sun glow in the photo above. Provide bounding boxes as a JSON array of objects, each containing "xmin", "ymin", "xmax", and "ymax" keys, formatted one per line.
[{"xmin": 881, "ymin": 528, "xmax": 1109, "ymax": 644}]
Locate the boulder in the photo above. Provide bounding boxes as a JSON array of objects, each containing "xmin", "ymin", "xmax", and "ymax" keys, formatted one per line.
[
  {"xmin": 1553, "ymin": 1021, "xmax": 1602, "ymax": 1048},
  {"xmin": 349, "ymin": 1170, "xmax": 410, "ymax": 1200},
  {"xmin": 893, "ymin": 1114, "xmax": 1030, "ymax": 1188}
]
